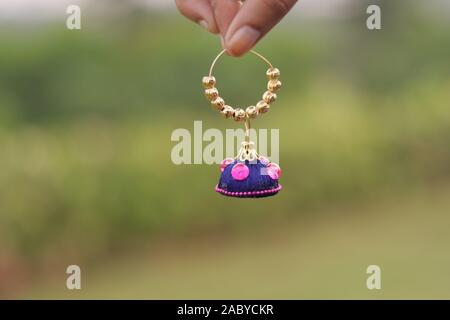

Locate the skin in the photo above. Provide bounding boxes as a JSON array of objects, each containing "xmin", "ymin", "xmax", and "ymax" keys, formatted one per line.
[{"xmin": 175, "ymin": 0, "xmax": 298, "ymax": 57}]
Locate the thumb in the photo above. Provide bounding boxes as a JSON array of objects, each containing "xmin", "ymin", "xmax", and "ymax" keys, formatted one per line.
[
  {"xmin": 211, "ymin": 0, "xmax": 241, "ymax": 42},
  {"xmin": 224, "ymin": 0, "xmax": 297, "ymax": 57}
]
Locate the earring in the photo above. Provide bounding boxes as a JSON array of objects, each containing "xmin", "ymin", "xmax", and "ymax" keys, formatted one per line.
[{"xmin": 202, "ymin": 49, "xmax": 282, "ymax": 198}]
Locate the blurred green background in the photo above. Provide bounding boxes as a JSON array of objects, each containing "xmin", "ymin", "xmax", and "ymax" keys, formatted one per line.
[{"xmin": 0, "ymin": 0, "xmax": 449, "ymax": 299}]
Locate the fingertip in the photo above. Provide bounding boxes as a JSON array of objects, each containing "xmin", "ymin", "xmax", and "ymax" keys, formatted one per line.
[
  {"xmin": 225, "ymin": 26, "xmax": 260, "ymax": 57},
  {"xmin": 211, "ymin": 0, "xmax": 241, "ymax": 40},
  {"xmin": 198, "ymin": 19, "xmax": 209, "ymax": 30},
  {"xmin": 176, "ymin": 0, "xmax": 220, "ymax": 34},
  {"xmin": 224, "ymin": 46, "xmax": 244, "ymax": 57},
  {"xmin": 199, "ymin": 19, "xmax": 220, "ymax": 34},
  {"xmin": 208, "ymin": 21, "xmax": 220, "ymax": 34},
  {"xmin": 222, "ymin": 0, "xmax": 297, "ymax": 55}
]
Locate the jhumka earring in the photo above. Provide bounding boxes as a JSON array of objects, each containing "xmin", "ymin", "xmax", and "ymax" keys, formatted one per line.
[{"xmin": 202, "ymin": 49, "xmax": 282, "ymax": 198}]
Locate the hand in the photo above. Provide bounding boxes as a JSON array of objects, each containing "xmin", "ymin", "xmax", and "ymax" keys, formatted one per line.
[{"xmin": 175, "ymin": 0, "xmax": 297, "ymax": 56}]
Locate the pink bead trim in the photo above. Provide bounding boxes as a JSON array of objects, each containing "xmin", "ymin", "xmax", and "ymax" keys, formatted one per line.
[{"xmin": 215, "ymin": 184, "xmax": 282, "ymax": 197}]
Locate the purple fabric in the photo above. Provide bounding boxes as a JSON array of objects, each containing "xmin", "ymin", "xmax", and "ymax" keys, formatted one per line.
[{"xmin": 217, "ymin": 159, "xmax": 280, "ymax": 198}]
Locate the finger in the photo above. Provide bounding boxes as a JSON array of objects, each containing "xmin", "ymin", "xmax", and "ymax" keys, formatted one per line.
[
  {"xmin": 210, "ymin": 0, "xmax": 241, "ymax": 40},
  {"xmin": 224, "ymin": 0, "xmax": 297, "ymax": 56},
  {"xmin": 175, "ymin": 0, "xmax": 219, "ymax": 34}
]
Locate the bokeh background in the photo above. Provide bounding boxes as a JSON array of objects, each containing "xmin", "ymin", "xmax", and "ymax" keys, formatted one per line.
[{"xmin": 0, "ymin": 0, "xmax": 449, "ymax": 299}]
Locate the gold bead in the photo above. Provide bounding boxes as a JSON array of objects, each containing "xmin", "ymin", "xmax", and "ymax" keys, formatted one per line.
[
  {"xmin": 263, "ymin": 90, "xmax": 277, "ymax": 104},
  {"xmin": 268, "ymin": 80, "xmax": 282, "ymax": 92},
  {"xmin": 245, "ymin": 105, "xmax": 258, "ymax": 119},
  {"xmin": 205, "ymin": 88, "xmax": 219, "ymax": 101},
  {"xmin": 220, "ymin": 105, "xmax": 234, "ymax": 119},
  {"xmin": 202, "ymin": 76, "xmax": 216, "ymax": 88},
  {"xmin": 256, "ymin": 100, "xmax": 270, "ymax": 114},
  {"xmin": 211, "ymin": 97, "xmax": 225, "ymax": 110},
  {"xmin": 233, "ymin": 108, "xmax": 246, "ymax": 122},
  {"xmin": 266, "ymin": 67, "xmax": 280, "ymax": 80}
]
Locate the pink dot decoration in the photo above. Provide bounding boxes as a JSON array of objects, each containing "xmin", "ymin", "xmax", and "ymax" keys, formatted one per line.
[
  {"xmin": 220, "ymin": 158, "xmax": 235, "ymax": 172},
  {"xmin": 267, "ymin": 163, "xmax": 281, "ymax": 180},
  {"xmin": 231, "ymin": 163, "xmax": 249, "ymax": 181},
  {"xmin": 259, "ymin": 156, "xmax": 270, "ymax": 165}
]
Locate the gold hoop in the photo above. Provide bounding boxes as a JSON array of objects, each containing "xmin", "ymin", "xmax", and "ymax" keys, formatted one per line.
[
  {"xmin": 202, "ymin": 49, "xmax": 281, "ymax": 123},
  {"xmin": 208, "ymin": 49, "xmax": 273, "ymax": 77}
]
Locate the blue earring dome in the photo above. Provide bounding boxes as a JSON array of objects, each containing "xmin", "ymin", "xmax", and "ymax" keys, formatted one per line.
[{"xmin": 216, "ymin": 158, "xmax": 282, "ymax": 198}]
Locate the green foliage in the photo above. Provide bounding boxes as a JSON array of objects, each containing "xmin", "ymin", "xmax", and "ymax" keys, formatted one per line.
[{"xmin": 0, "ymin": 6, "xmax": 449, "ymax": 268}]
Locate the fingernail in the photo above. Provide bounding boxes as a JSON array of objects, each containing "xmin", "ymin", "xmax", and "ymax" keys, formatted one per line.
[
  {"xmin": 226, "ymin": 26, "xmax": 260, "ymax": 56},
  {"xmin": 198, "ymin": 20, "xmax": 209, "ymax": 30}
]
